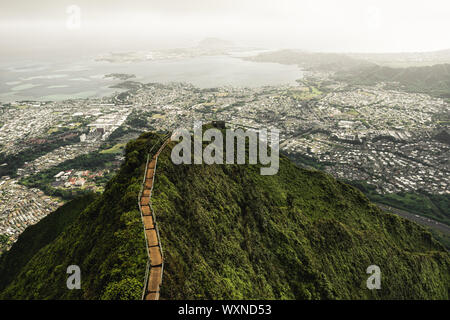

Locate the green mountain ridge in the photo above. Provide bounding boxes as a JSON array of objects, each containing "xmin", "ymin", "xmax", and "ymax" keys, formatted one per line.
[
  {"xmin": 336, "ymin": 63, "xmax": 450, "ymax": 99},
  {"xmin": 0, "ymin": 131, "xmax": 448, "ymax": 299},
  {"xmin": 244, "ymin": 49, "xmax": 450, "ymax": 100},
  {"xmin": 244, "ymin": 49, "xmax": 374, "ymax": 72}
]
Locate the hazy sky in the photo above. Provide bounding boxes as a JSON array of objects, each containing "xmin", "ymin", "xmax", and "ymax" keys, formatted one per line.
[{"xmin": 1, "ymin": 0, "xmax": 450, "ymax": 60}]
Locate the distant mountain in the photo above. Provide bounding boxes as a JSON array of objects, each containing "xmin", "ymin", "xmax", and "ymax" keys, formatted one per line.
[
  {"xmin": 336, "ymin": 63, "xmax": 450, "ymax": 99},
  {"xmin": 244, "ymin": 49, "xmax": 374, "ymax": 72},
  {"xmin": 246, "ymin": 50, "xmax": 450, "ymax": 99},
  {"xmin": 348, "ymin": 49, "xmax": 450, "ymax": 68},
  {"xmin": 197, "ymin": 37, "xmax": 233, "ymax": 49},
  {"xmin": 0, "ymin": 130, "xmax": 448, "ymax": 299}
]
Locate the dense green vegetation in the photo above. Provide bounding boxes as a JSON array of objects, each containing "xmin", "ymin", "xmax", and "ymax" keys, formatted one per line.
[
  {"xmin": 0, "ymin": 194, "xmax": 97, "ymax": 290},
  {"xmin": 125, "ymin": 110, "xmax": 152, "ymax": 129},
  {"xmin": 0, "ymin": 130, "xmax": 448, "ymax": 299},
  {"xmin": 285, "ymin": 150, "xmax": 333, "ymax": 170},
  {"xmin": 0, "ymin": 234, "xmax": 8, "ymax": 245},
  {"xmin": 290, "ymin": 156, "xmax": 449, "ymax": 228},
  {"xmin": 150, "ymin": 133, "xmax": 449, "ymax": 299},
  {"xmin": 0, "ymin": 234, "xmax": 10, "ymax": 255},
  {"xmin": 348, "ymin": 181, "xmax": 450, "ymax": 226},
  {"xmin": 336, "ymin": 63, "xmax": 450, "ymax": 99},
  {"xmin": 430, "ymin": 229, "xmax": 450, "ymax": 251},
  {"xmin": 0, "ymin": 132, "xmax": 164, "ymax": 299}
]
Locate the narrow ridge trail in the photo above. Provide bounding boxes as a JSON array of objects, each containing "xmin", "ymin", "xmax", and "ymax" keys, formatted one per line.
[{"xmin": 139, "ymin": 136, "xmax": 170, "ymax": 300}]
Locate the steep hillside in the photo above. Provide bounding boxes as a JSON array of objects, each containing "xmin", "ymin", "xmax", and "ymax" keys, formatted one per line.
[
  {"xmin": 0, "ymin": 193, "xmax": 97, "ymax": 289},
  {"xmin": 0, "ymin": 130, "xmax": 448, "ymax": 299},
  {"xmin": 0, "ymin": 132, "xmax": 164, "ymax": 299},
  {"xmin": 151, "ymin": 138, "xmax": 449, "ymax": 299}
]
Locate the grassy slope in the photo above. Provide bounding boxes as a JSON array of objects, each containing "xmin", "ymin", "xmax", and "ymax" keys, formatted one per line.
[
  {"xmin": 0, "ymin": 193, "xmax": 97, "ymax": 290},
  {"xmin": 152, "ymin": 141, "xmax": 449, "ymax": 299},
  {"xmin": 0, "ymin": 132, "xmax": 164, "ymax": 299},
  {"xmin": 1, "ymin": 131, "xmax": 448, "ymax": 299}
]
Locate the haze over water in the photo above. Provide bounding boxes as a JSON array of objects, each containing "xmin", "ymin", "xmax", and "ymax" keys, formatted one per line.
[{"xmin": 0, "ymin": 54, "xmax": 303, "ymax": 102}]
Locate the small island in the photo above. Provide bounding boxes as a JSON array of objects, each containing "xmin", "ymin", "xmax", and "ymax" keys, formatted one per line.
[{"xmin": 104, "ymin": 73, "xmax": 136, "ymax": 81}]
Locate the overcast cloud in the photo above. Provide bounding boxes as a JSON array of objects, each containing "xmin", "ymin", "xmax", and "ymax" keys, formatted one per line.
[{"xmin": 1, "ymin": 0, "xmax": 449, "ymax": 60}]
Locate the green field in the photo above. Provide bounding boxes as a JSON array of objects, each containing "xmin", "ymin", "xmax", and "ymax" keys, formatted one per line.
[{"xmin": 100, "ymin": 143, "xmax": 127, "ymax": 154}]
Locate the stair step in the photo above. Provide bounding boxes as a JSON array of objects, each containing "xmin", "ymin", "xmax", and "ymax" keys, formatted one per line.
[
  {"xmin": 146, "ymin": 229, "xmax": 158, "ymax": 247},
  {"xmin": 146, "ymin": 169, "xmax": 154, "ymax": 178},
  {"xmin": 149, "ymin": 246, "xmax": 162, "ymax": 266},
  {"xmin": 144, "ymin": 179, "xmax": 153, "ymax": 189},
  {"xmin": 143, "ymin": 215, "xmax": 154, "ymax": 228},
  {"xmin": 147, "ymin": 266, "xmax": 162, "ymax": 293},
  {"xmin": 145, "ymin": 292, "xmax": 160, "ymax": 300},
  {"xmin": 141, "ymin": 206, "xmax": 150, "ymax": 215},
  {"xmin": 140, "ymin": 196, "xmax": 150, "ymax": 206}
]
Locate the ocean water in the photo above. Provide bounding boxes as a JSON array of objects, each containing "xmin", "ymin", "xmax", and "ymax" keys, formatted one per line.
[{"xmin": 0, "ymin": 54, "xmax": 302, "ymax": 102}]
